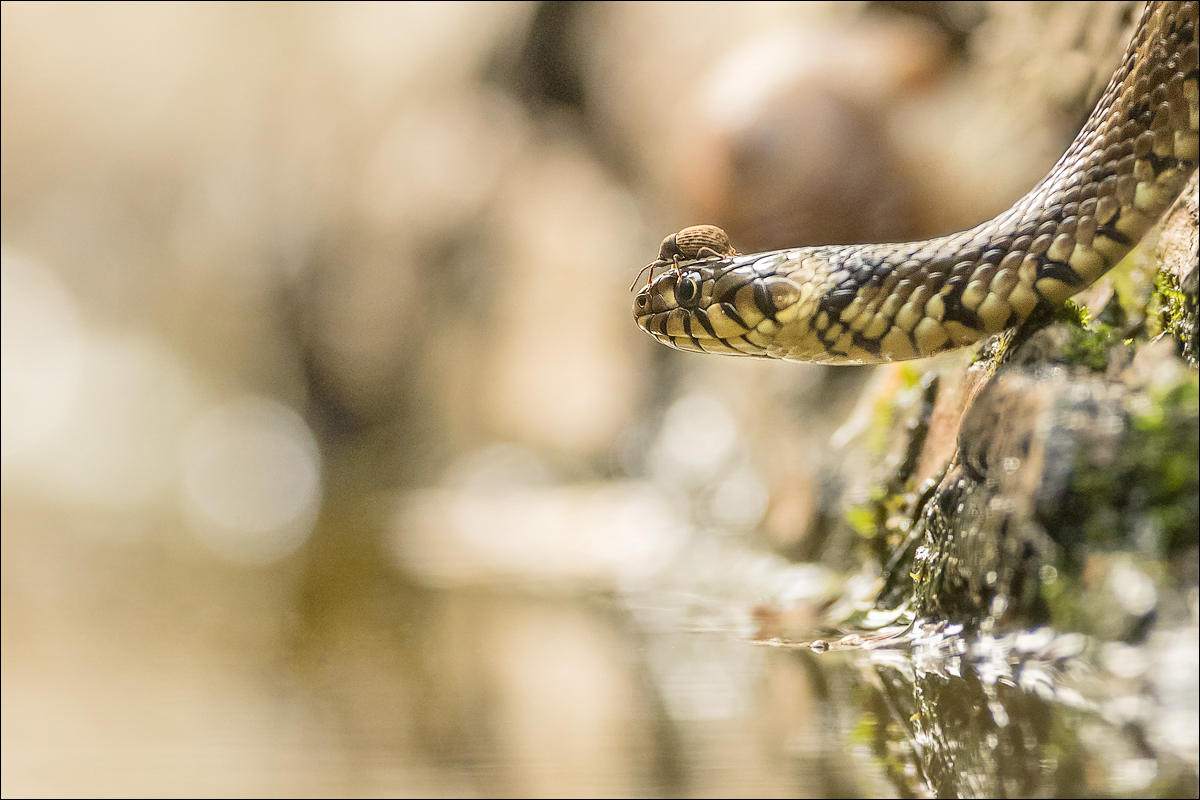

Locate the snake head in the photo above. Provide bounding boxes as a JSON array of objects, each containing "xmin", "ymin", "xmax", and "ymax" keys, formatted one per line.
[{"xmin": 633, "ymin": 252, "xmax": 808, "ymax": 358}]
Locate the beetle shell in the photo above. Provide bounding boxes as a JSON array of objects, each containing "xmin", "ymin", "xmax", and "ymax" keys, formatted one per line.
[
  {"xmin": 660, "ymin": 225, "xmax": 735, "ymax": 263},
  {"xmin": 633, "ymin": 224, "xmax": 737, "ymax": 292}
]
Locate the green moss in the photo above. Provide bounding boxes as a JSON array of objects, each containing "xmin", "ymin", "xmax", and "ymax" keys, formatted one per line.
[
  {"xmin": 1128, "ymin": 377, "xmax": 1200, "ymax": 555},
  {"xmin": 1058, "ymin": 301, "xmax": 1123, "ymax": 372},
  {"xmin": 845, "ymin": 504, "xmax": 879, "ymax": 540},
  {"xmin": 1147, "ymin": 267, "xmax": 1199, "ymax": 364},
  {"xmin": 1150, "ymin": 269, "xmax": 1191, "ymax": 337},
  {"xmin": 898, "ymin": 364, "xmax": 923, "ymax": 390}
]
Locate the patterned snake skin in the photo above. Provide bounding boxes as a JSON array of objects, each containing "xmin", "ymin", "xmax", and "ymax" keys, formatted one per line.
[{"xmin": 633, "ymin": 1, "xmax": 1199, "ymax": 364}]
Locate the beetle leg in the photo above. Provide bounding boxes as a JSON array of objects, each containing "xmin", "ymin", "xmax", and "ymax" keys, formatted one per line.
[
  {"xmin": 630, "ymin": 262, "xmax": 651, "ymax": 292},
  {"xmin": 670, "ymin": 254, "xmax": 683, "ymax": 281},
  {"xmin": 631, "ymin": 259, "xmax": 668, "ymax": 292},
  {"xmin": 697, "ymin": 245, "xmax": 737, "ymax": 262}
]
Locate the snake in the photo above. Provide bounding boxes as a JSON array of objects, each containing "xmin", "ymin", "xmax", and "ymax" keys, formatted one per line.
[{"xmin": 633, "ymin": 1, "xmax": 1199, "ymax": 365}]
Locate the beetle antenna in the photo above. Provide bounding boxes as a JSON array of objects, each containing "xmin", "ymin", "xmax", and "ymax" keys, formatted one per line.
[{"xmin": 630, "ymin": 260, "xmax": 663, "ymax": 292}]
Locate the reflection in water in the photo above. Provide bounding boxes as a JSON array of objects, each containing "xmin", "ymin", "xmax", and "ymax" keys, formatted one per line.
[{"xmin": 848, "ymin": 621, "xmax": 1200, "ymax": 797}]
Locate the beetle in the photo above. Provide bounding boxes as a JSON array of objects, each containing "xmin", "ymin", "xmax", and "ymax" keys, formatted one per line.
[{"xmin": 630, "ymin": 224, "xmax": 738, "ymax": 291}]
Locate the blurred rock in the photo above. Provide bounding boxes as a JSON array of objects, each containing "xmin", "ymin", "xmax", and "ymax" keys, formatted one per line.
[{"xmin": 683, "ymin": 15, "xmax": 947, "ymax": 251}]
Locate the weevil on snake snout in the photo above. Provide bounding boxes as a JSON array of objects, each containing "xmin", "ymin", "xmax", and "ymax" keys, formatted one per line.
[{"xmin": 630, "ymin": 224, "xmax": 739, "ymax": 291}]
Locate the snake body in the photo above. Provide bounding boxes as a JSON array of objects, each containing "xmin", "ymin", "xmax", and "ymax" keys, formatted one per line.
[{"xmin": 634, "ymin": 1, "xmax": 1199, "ymax": 364}]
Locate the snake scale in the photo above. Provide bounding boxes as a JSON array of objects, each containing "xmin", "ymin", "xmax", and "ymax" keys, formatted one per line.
[{"xmin": 633, "ymin": 1, "xmax": 1199, "ymax": 364}]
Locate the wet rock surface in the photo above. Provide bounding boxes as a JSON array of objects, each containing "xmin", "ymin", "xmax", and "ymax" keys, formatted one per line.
[{"xmin": 794, "ymin": 180, "xmax": 1200, "ymax": 796}]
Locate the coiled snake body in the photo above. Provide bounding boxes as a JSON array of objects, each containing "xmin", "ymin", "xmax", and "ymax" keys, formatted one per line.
[{"xmin": 634, "ymin": 1, "xmax": 1199, "ymax": 364}]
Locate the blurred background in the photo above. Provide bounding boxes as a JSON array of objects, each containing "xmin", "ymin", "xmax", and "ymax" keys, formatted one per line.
[{"xmin": 2, "ymin": 2, "xmax": 1157, "ymax": 796}]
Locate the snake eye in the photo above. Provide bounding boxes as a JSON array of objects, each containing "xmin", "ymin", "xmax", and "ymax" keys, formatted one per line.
[{"xmin": 675, "ymin": 272, "xmax": 701, "ymax": 308}]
